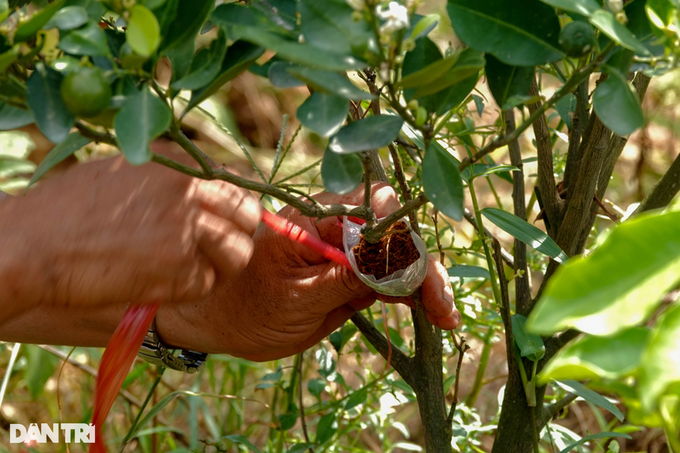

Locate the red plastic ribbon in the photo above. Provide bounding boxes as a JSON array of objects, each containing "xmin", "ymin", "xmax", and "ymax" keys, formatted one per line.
[
  {"xmin": 90, "ymin": 302, "xmax": 159, "ymax": 453},
  {"xmin": 261, "ymin": 210, "xmax": 351, "ymax": 269}
]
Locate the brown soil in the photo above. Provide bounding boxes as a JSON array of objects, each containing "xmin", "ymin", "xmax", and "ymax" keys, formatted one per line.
[{"xmin": 352, "ymin": 221, "xmax": 420, "ymax": 280}]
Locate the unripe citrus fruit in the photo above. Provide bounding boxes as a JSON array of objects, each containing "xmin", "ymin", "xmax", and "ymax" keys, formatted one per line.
[
  {"xmin": 559, "ymin": 21, "xmax": 597, "ymax": 58},
  {"xmin": 60, "ymin": 67, "xmax": 112, "ymax": 118}
]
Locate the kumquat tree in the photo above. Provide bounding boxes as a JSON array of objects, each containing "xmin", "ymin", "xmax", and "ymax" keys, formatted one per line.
[{"xmin": 1, "ymin": 0, "xmax": 680, "ymax": 452}]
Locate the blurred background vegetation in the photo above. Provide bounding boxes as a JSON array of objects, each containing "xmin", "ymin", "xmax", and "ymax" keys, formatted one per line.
[{"xmin": 1, "ymin": 0, "xmax": 680, "ymax": 452}]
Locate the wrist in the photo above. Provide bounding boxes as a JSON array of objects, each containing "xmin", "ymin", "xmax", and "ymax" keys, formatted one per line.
[{"xmin": 0, "ymin": 195, "xmax": 36, "ymax": 321}]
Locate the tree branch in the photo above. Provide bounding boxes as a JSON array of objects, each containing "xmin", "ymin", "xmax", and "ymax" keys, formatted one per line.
[
  {"xmin": 362, "ymin": 194, "xmax": 429, "ymax": 243},
  {"xmin": 635, "ymin": 150, "xmax": 680, "ymax": 214},
  {"xmin": 150, "ymin": 153, "xmax": 374, "ymax": 220},
  {"xmin": 540, "ymin": 393, "xmax": 578, "ymax": 426},
  {"xmin": 506, "ymin": 111, "xmax": 532, "ymax": 314},
  {"xmin": 350, "ymin": 312, "xmax": 414, "ymax": 383},
  {"xmin": 388, "ymin": 144, "xmax": 420, "ymax": 235},
  {"xmin": 528, "ymin": 79, "xmax": 561, "ymax": 237}
]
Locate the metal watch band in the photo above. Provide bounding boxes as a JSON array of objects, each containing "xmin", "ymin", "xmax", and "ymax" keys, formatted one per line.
[{"xmin": 138, "ymin": 318, "xmax": 208, "ymax": 374}]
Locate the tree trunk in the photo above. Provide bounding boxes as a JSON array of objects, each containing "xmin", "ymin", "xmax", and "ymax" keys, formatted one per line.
[
  {"xmin": 491, "ymin": 369, "xmax": 535, "ymax": 453},
  {"xmin": 412, "ymin": 303, "xmax": 452, "ymax": 452}
]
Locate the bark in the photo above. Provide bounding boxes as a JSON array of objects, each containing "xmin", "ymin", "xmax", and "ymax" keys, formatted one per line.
[{"xmin": 411, "ymin": 302, "xmax": 452, "ymax": 453}]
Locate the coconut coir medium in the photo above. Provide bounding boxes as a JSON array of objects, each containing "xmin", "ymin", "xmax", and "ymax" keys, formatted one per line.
[{"xmin": 352, "ymin": 221, "xmax": 420, "ymax": 280}]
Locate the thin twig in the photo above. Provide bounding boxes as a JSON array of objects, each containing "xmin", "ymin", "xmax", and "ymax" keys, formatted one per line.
[
  {"xmin": 389, "ymin": 143, "xmax": 420, "ymax": 234},
  {"xmin": 540, "ymin": 393, "xmax": 578, "ymax": 426},
  {"xmin": 432, "ymin": 210, "xmax": 446, "ymax": 266},
  {"xmin": 56, "ymin": 347, "xmax": 76, "ymax": 453},
  {"xmin": 269, "ymin": 114, "xmax": 289, "ymax": 184},
  {"xmin": 360, "ymin": 153, "xmax": 377, "ymax": 228},
  {"xmin": 350, "ymin": 313, "xmax": 415, "ymax": 385},
  {"xmin": 297, "ymin": 352, "xmax": 314, "ymax": 453},
  {"xmin": 362, "ymin": 194, "xmax": 429, "ymax": 243},
  {"xmin": 447, "ymin": 335, "xmax": 469, "ymax": 423},
  {"xmin": 171, "ymin": 124, "xmax": 214, "ymax": 177}
]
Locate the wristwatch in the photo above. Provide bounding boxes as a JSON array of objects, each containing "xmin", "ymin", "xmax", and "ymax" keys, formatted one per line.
[{"xmin": 138, "ymin": 318, "xmax": 208, "ymax": 374}]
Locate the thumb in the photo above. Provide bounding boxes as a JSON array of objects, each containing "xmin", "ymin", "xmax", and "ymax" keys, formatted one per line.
[{"xmin": 303, "ymin": 260, "xmax": 374, "ymax": 312}]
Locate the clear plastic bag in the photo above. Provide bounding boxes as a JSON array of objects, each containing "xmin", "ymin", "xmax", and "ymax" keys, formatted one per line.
[{"xmin": 343, "ymin": 217, "xmax": 428, "ymax": 297}]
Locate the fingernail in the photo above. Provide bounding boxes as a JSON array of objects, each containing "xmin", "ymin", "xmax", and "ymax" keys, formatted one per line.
[{"xmin": 442, "ymin": 284, "xmax": 454, "ymax": 309}]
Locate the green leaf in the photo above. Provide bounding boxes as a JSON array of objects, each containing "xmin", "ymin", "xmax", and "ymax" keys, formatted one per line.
[
  {"xmin": 398, "ymin": 55, "xmax": 458, "ymax": 89},
  {"xmin": 172, "ymin": 27, "xmax": 227, "ymax": 90},
  {"xmin": 423, "ymin": 142, "xmax": 464, "ymax": 222},
  {"xmin": 401, "ymin": 36, "xmax": 478, "ymax": 114},
  {"xmin": 299, "ymin": 0, "xmax": 373, "ymax": 55},
  {"xmin": 127, "ymin": 5, "xmax": 161, "ymax": 58},
  {"xmin": 152, "ymin": 0, "xmax": 178, "ymax": 37},
  {"xmin": 287, "ymin": 443, "xmax": 317, "ymax": 453},
  {"xmin": 211, "ymin": 2, "xmax": 294, "ymax": 38},
  {"xmin": 315, "ymin": 412, "xmax": 337, "ymax": 444},
  {"xmin": 527, "ymin": 210, "xmax": 680, "ymax": 336},
  {"xmin": 589, "ymin": 10, "xmax": 651, "ymax": 55},
  {"xmin": 308, "ymin": 379, "xmax": 326, "ymax": 398},
  {"xmin": 315, "ymin": 346, "xmax": 336, "ymax": 379},
  {"xmin": 344, "ymin": 387, "xmax": 368, "ymax": 410},
  {"xmin": 555, "ymin": 93, "xmax": 577, "ymax": 129},
  {"xmin": 24, "ymin": 345, "xmax": 58, "ymax": 400},
  {"xmin": 413, "ymin": 48, "xmax": 485, "ymax": 98},
  {"xmin": 298, "ymin": 93, "xmax": 348, "ymax": 138},
  {"xmin": 28, "ymin": 132, "xmax": 90, "ymax": 187},
  {"xmin": 114, "ymin": 87, "xmax": 172, "ymax": 165},
  {"xmin": 223, "ymin": 434, "xmax": 262, "ymax": 453},
  {"xmin": 286, "ymin": 67, "xmax": 374, "ymax": 100},
  {"xmin": 0, "ymin": 45, "xmax": 19, "ymax": 73},
  {"xmin": 558, "ymin": 431, "xmax": 631, "ymax": 453},
  {"xmin": 228, "ymin": 25, "xmax": 366, "ymax": 71},
  {"xmin": 481, "ymin": 208, "xmax": 567, "ymax": 263},
  {"xmin": 0, "ymin": 103, "xmax": 34, "ymax": 130},
  {"xmin": 268, "ymin": 61, "xmax": 305, "ymax": 88},
  {"xmin": 0, "ymin": 0, "xmax": 9, "ymax": 23},
  {"xmin": 0, "ymin": 159, "xmax": 35, "ymax": 178},
  {"xmin": 14, "ymin": 0, "xmax": 66, "ymax": 43},
  {"xmin": 328, "ymin": 115, "xmax": 403, "ymax": 154},
  {"xmin": 470, "ymin": 164, "xmax": 520, "ymax": 180},
  {"xmin": 554, "ymin": 380, "xmax": 626, "ymax": 422},
  {"xmin": 639, "ymin": 304, "xmax": 680, "ymax": 413},
  {"xmin": 44, "ymin": 5, "xmax": 88, "ymax": 31},
  {"xmin": 540, "ymin": 0, "xmax": 601, "ymax": 16},
  {"xmin": 428, "ymin": 73, "xmax": 479, "ymax": 115},
  {"xmin": 625, "ymin": 0, "xmax": 665, "ymax": 56},
  {"xmin": 592, "ymin": 71, "xmax": 644, "ymax": 136},
  {"xmin": 511, "ymin": 314, "xmax": 545, "ymax": 361},
  {"xmin": 185, "ymin": 40, "xmax": 264, "ymax": 114},
  {"xmin": 447, "ymin": 265, "xmax": 490, "ymax": 280},
  {"xmin": 278, "ymin": 411, "xmax": 298, "ymax": 431},
  {"xmin": 485, "ymin": 54, "xmax": 535, "ymax": 110},
  {"xmin": 58, "ymin": 20, "xmax": 110, "ymax": 56},
  {"xmin": 409, "ymin": 14, "xmax": 440, "ymax": 40},
  {"xmin": 447, "ymin": 0, "xmax": 564, "ymax": 66},
  {"xmin": 321, "ymin": 146, "xmax": 362, "ymax": 194},
  {"xmin": 26, "ymin": 63, "xmax": 74, "ymax": 144},
  {"xmin": 160, "ymin": 0, "xmax": 213, "ymax": 54},
  {"xmin": 540, "ymin": 327, "xmax": 649, "ymax": 382}
]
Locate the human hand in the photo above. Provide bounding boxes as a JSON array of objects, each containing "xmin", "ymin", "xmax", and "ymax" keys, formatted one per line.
[
  {"xmin": 0, "ymin": 141, "xmax": 261, "ymax": 320},
  {"xmin": 158, "ymin": 183, "xmax": 460, "ymax": 361}
]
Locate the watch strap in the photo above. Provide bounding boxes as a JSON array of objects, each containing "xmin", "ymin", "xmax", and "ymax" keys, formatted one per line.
[{"xmin": 138, "ymin": 318, "xmax": 208, "ymax": 374}]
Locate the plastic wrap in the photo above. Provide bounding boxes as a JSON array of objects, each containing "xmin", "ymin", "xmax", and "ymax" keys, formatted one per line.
[{"xmin": 343, "ymin": 217, "xmax": 428, "ymax": 297}]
